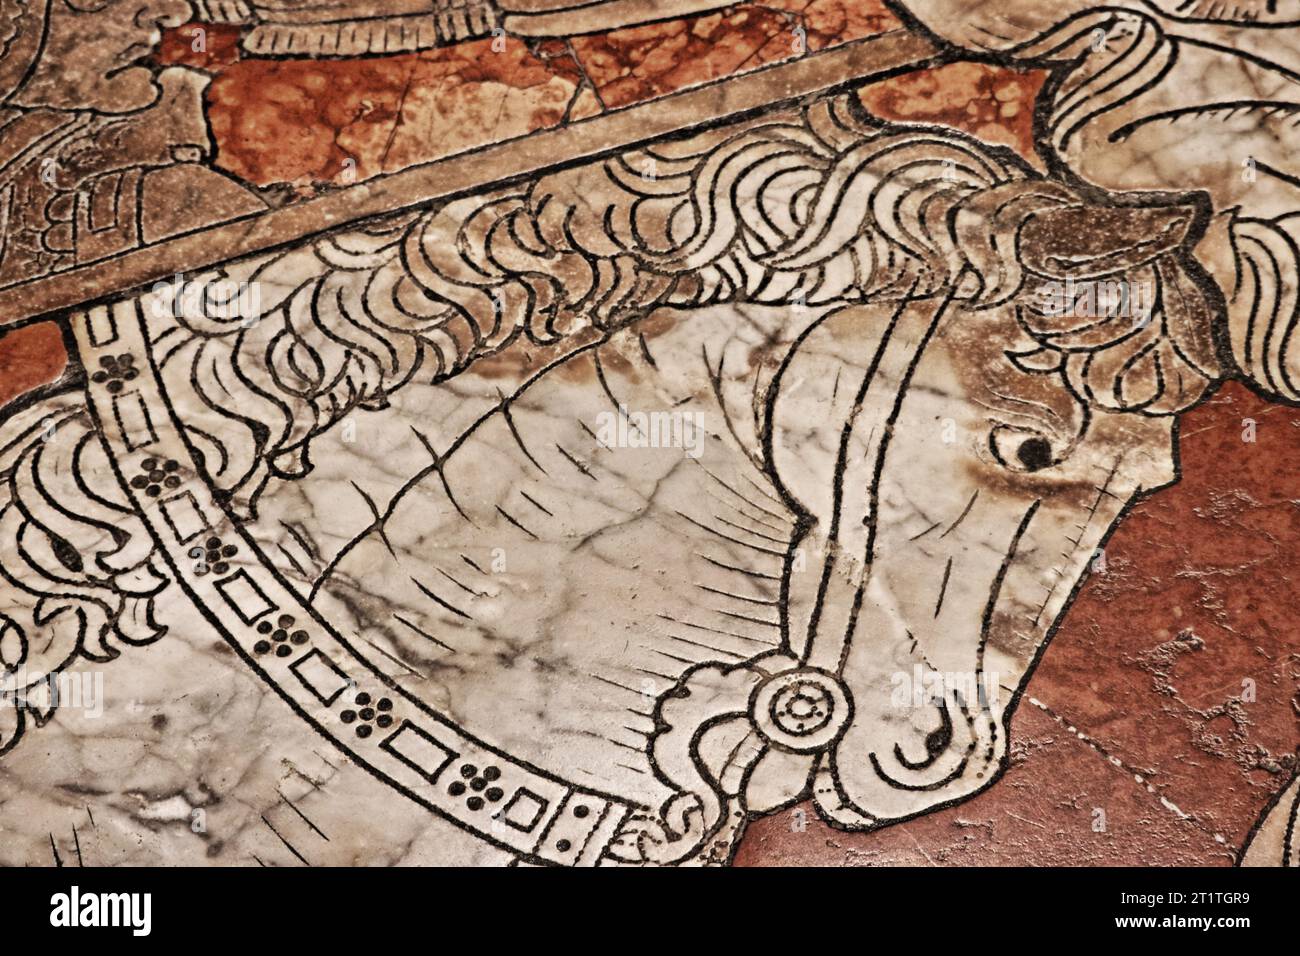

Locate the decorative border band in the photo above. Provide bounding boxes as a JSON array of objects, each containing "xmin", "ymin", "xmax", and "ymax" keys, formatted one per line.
[{"xmin": 72, "ymin": 298, "xmax": 631, "ymax": 866}]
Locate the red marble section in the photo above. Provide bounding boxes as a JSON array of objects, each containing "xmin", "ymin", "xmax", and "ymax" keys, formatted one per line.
[
  {"xmin": 1024, "ymin": 382, "xmax": 1300, "ymax": 849},
  {"xmin": 859, "ymin": 60, "xmax": 1046, "ymax": 165},
  {"xmin": 737, "ymin": 382, "xmax": 1300, "ymax": 866},
  {"xmin": 381, "ymin": 38, "xmax": 584, "ymax": 175},
  {"xmin": 0, "ymin": 322, "xmax": 67, "ymax": 408},
  {"xmin": 158, "ymin": 3, "xmax": 894, "ymax": 188},
  {"xmin": 204, "ymin": 38, "xmax": 584, "ymax": 189},
  {"xmin": 157, "ymin": 21, "xmax": 243, "ymax": 70},
  {"xmin": 571, "ymin": 0, "xmax": 898, "ymax": 109},
  {"xmin": 768, "ymin": 0, "xmax": 901, "ymax": 53},
  {"xmin": 736, "ymin": 703, "xmax": 1228, "ymax": 866},
  {"xmin": 207, "ymin": 53, "xmax": 415, "ymax": 187}
]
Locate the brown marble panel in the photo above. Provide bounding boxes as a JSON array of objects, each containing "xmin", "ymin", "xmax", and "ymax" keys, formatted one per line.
[{"xmin": 0, "ymin": 322, "xmax": 67, "ymax": 407}]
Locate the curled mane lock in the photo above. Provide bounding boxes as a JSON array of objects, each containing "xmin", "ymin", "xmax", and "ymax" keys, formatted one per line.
[{"xmin": 147, "ymin": 93, "xmax": 1225, "ymax": 514}]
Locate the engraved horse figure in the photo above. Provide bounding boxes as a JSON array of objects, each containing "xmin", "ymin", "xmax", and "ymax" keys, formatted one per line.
[
  {"xmin": 3, "ymin": 5, "xmax": 1298, "ymax": 865},
  {"xmin": 136, "ymin": 96, "xmax": 1229, "ymax": 863}
]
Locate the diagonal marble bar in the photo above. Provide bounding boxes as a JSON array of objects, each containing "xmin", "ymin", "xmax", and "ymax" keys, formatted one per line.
[{"xmin": 0, "ymin": 28, "xmax": 937, "ymax": 330}]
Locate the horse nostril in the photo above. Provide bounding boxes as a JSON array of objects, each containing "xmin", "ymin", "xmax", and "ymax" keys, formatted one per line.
[{"xmin": 1016, "ymin": 437, "xmax": 1053, "ymax": 472}]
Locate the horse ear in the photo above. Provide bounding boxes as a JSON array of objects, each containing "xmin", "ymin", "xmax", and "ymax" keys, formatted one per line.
[{"xmin": 1018, "ymin": 203, "xmax": 1199, "ymax": 279}]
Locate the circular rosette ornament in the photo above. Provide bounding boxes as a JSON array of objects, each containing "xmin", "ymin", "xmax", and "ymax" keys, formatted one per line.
[
  {"xmin": 612, "ymin": 654, "xmax": 853, "ymax": 863},
  {"xmin": 751, "ymin": 668, "xmax": 851, "ymax": 753}
]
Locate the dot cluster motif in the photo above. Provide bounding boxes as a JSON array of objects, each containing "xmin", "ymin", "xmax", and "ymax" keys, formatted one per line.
[
  {"xmin": 91, "ymin": 353, "xmax": 139, "ymax": 394},
  {"xmin": 189, "ymin": 535, "xmax": 238, "ymax": 577},
  {"xmin": 448, "ymin": 763, "xmax": 505, "ymax": 812},
  {"xmin": 131, "ymin": 457, "xmax": 182, "ymax": 497},
  {"xmin": 254, "ymin": 612, "xmax": 309, "ymax": 658},
  {"xmin": 341, "ymin": 691, "xmax": 393, "ymax": 739}
]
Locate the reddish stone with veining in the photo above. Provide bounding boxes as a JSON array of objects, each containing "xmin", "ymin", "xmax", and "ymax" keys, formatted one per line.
[
  {"xmin": 157, "ymin": 21, "xmax": 243, "ymax": 71},
  {"xmin": 1024, "ymin": 382, "xmax": 1300, "ymax": 848},
  {"xmin": 859, "ymin": 60, "xmax": 1046, "ymax": 165},
  {"xmin": 0, "ymin": 322, "xmax": 67, "ymax": 408},
  {"xmin": 571, "ymin": 0, "xmax": 897, "ymax": 109},
  {"xmin": 162, "ymin": 5, "xmax": 895, "ymax": 189},
  {"xmin": 205, "ymin": 38, "xmax": 584, "ymax": 188},
  {"xmin": 571, "ymin": 6, "xmax": 796, "ymax": 110},
  {"xmin": 735, "ymin": 703, "xmax": 1229, "ymax": 866},
  {"xmin": 768, "ymin": 0, "xmax": 901, "ymax": 53}
]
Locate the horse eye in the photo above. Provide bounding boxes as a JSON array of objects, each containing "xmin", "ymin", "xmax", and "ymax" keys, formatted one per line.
[
  {"xmin": 990, "ymin": 426, "xmax": 1055, "ymax": 472},
  {"xmin": 1016, "ymin": 436, "xmax": 1053, "ymax": 471}
]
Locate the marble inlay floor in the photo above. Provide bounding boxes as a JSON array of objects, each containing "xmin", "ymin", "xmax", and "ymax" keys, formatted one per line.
[{"xmin": 1, "ymin": 0, "xmax": 1298, "ymax": 867}]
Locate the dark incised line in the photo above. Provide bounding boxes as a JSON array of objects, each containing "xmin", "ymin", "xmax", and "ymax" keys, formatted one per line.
[
  {"xmin": 638, "ymin": 332, "xmax": 658, "ymax": 368},
  {"xmin": 939, "ymin": 490, "xmax": 979, "ymax": 539},
  {"xmin": 632, "ymin": 664, "xmax": 676, "ymax": 682},
  {"xmin": 696, "ymin": 552, "xmax": 782, "ymax": 581},
  {"xmin": 363, "ymin": 637, "xmax": 425, "ymax": 679},
  {"xmin": 261, "ymin": 815, "xmax": 310, "ymax": 866},
  {"xmin": 280, "ymin": 794, "xmax": 330, "ymax": 842},
  {"xmin": 393, "ymin": 612, "xmax": 455, "ymax": 652},
  {"xmin": 696, "ymin": 583, "xmax": 780, "ymax": 607},
  {"xmin": 410, "ymin": 576, "xmax": 472, "ymax": 620},
  {"xmin": 693, "ymin": 461, "xmax": 792, "ymax": 525},
  {"xmin": 351, "ymin": 480, "xmax": 394, "ymax": 561},
  {"xmin": 437, "ymin": 566, "xmax": 482, "ymax": 597},
  {"xmin": 578, "ymin": 729, "xmax": 643, "ymax": 753},
  {"xmin": 910, "ymin": 520, "xmax": 942, "ymax": 541},
  {"xmin": 556, "ymin": 443, "xmax": 597, "ymax": 480},
  {"xmin": 657, "ymin": 612, "xmax": 772, "ymax": 646},
  {"xmin": 934, "ymin": 556, "xmax": 953, "ymax": 619},
  {"xmin": 975, "ymin": 500, "xmax": 1042, "ymax": 687},
  {"xmin": 675, "ymin": 511, "xmax": 786, "ymax": 558},
  {"xmin": 662, "ymin": 631, "xmax": 744, "ymax": 660},
  {"xmin": 593, "ymin": 353, "xmax": 635, "ymax": 429},
  {"xmin": 809, "ymin": 282, "xmax": 925, "ymax": 661},
  {"xmin": 587, "ymin": 672, "xmax": 644, "ymax": 696},
  {"xmin": 408, "ymin": 425, "xmax": 472, "ymax": 523},
  {"xmin": 1282, "ymin": 778, "xmax": 1300, "ymax": 867},
  {"xmin": 495, "ymin": 504, "xmax": 539, "ymax": 540},
  {"xmin": 641, "ymin": 645, "xmax": 696, "ymax": 666},
  {"xmin": 703, "ymin": 342, "xmax": 762, "ymax": 471},
  {"xmin": 716, "ymin": 608, "xmax": 781, "ymax": 630},
  {"xmin": 520, "ymin": 489, "xmax": 554, "ymax": 517},
  {"xmin": 579, "ymin": 420, "xmax": 610, "ymax": 450},
  {"xmin": 498, "ymin": 393, "xmax": 548, "ymax": 475},
  {"xmin": 278, "ymin": 543, "xmax": 310, "ymax": 577},
  {"xmin": 710, "ymin": 512, "xmax": 789, "ymax": 546},
  {"xmin": 743, "ymin": 473, "xmax": 790, "ymax": 511}
]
